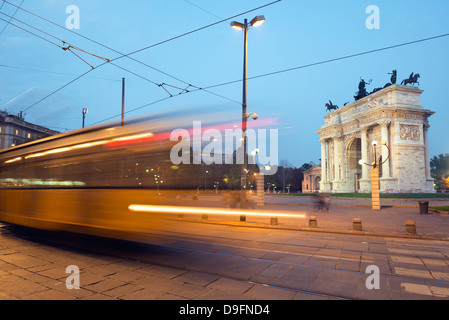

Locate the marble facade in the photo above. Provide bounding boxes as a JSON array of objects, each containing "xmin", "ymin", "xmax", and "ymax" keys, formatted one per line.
[{"xmin": 316, "ymin": 84, "xmax": 435, "ymax": 193}]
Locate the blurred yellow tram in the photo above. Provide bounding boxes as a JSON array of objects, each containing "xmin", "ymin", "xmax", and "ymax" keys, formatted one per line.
[{"xmin": 0, "ymin": 110, "xmax": 219, "ymax": 239}]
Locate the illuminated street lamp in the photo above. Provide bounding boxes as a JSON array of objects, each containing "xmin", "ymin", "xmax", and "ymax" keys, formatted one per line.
[
  {"xmin": 230, "ymin": 15, "xmax": 265, "ymax": 220},
  {"xmin": 82, "ymin": 108, "xmax": 88, "ymax": 128},
  {"xmin": 359, "ymin": 140, "xmax": 390, "ymax": 210},
  {"xmin": 204, "ymin": 170, "xmax": 209, "ymax": 191}
]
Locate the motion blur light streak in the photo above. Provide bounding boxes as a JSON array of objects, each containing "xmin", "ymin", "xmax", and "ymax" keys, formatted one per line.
[
  {"xmin": 112, "ymin": 132, "xmax": 154, "ymax": 142},
  {"xmin": 4, "ymin": 157, "xmax": 22, "ymax": 163},
  {"xmin": 128, "ymin": 204, "xmax": 307, "ymax": 219}
]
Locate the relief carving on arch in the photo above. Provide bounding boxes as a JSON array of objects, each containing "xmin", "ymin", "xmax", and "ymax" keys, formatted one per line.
[{"xmin": 399, "ymin": 124, "xmax": 421, "ymax": 141}]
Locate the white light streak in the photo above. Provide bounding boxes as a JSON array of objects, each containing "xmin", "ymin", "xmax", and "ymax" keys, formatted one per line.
[{"xmin": 128, "ymin": 204, "xmax": 306, "ymax": 219}]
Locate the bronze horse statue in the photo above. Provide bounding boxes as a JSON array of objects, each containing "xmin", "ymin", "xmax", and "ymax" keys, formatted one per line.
[
  {"xmin": 401, "ymin": 73, "xmax": 420, "ymax": 86},
  {"xmin": 325, "ymin": 100, "xmax": 339, "ymax": 112}
]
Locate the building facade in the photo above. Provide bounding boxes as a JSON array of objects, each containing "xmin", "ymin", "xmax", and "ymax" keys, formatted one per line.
[
  {"xmin": 316, "ymin": 84, "xmax": 435, "ymax": 194},
  {"xmin": 301, "ymin": 166, "xmax": 321, "ymax": 193},
  {"xmin": 0, "ymin": 111, "xmax": 59, "ymax": 149}
]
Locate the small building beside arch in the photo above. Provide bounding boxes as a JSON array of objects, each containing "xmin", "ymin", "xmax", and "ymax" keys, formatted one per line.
[{"xmin": 301, "ymin": 165, "xmax": 321, "ymax": 193}]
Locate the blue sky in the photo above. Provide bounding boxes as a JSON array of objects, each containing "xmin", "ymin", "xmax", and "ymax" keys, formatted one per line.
[{"xmin": 0, "ymin": 0, "xmax": 448, "ymax": 167}]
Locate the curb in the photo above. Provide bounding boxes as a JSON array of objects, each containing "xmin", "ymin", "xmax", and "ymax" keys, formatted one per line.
[
  {"xmin": 265, "ymin": 202, "xmax": 418, "ymax": 209},
  {"xmin": 429, "ymin": 208, "xmax": 449, "ymax": 216},
  {"xmin": 175, "ymin": 217, "xmax": 449, "ymax": 242}
]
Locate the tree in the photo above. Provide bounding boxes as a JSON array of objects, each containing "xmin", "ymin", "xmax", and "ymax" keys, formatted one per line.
[
  {"xmin": 299, "ymin": 161, "xmax": 316, "ymax": 172},
  {"xmin": 441, "ymin": 176, "xmax": 449, "ymax": 191},
  {"xmin": 278, "ymin": 160, "xmax": 293, "ymax": 193},
  {"xmin": 430, "ymin": 153, "xmax": 449, "ymax": 191}
]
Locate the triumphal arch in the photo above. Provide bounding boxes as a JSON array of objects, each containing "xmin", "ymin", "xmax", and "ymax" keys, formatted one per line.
[{"xmin": 317, "ymin": 84, "xmax": 435, "ymax": 193}]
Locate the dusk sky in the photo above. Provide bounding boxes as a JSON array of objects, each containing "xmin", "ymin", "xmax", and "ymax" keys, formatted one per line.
[{"xmin": 1, "ymin": 0, "xmax": 448, "ymax": 167}]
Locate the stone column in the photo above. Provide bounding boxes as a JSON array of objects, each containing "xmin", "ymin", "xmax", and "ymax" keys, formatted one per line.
[
  {"xmin": 380, "ymin": 121, "xmax": 391, "ymax": 178},
  {"xmin": 340, "ymin": 136, "xmax": 346, "ymax": 181},
  {"xmin": 360, "ymin": 127, "xmax": 369, "ymax": 181},
  {"xmin": 423, "ymin": 124, "xmax": 431, "ymax": 179},
  {"xmin": 320, "ymin": 139, "xmax": 327, "ymax": 183},
  {"xmin": 334, "ymin": 137, "xmax": 342, "ymax": 181},
  {"xmin": 328, "ymin": 139, "xmax": 334, "ymax": 182}
]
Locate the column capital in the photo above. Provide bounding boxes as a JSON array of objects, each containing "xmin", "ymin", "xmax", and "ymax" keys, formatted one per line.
[
  {"xmin": 332, "ymin": 135, "xmax": 343, "ymax": 141},
  {"xmin": 379, "ymin": 120, "xmax": 391, "ymax": 127},
  {"xmin": 360, "ymin": 126, "xmax": 369, "ymax": 134}
]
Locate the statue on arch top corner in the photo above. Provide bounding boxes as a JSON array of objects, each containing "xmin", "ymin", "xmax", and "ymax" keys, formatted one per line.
[
  {"xmin": 401, "ymin": 72, "xmax": 420, "ymax": 86},
  {"xmin": 325, "ymin": 100, "xmax": 339, "ymax": 112}
]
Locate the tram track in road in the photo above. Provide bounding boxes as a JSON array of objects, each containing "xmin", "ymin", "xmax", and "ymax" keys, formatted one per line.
[
  {"xmin": 1, "ymin": 224, "xmax": 352, "ymax": 300},
  {"xmin": 3, "ymin": 223, "xmax": 449, "ymax": 300},
  {"xmin": 99, "ymin": 230, "xmax": 449, "ymax": 288}
]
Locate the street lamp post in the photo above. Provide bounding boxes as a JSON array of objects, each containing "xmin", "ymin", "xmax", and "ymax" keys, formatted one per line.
[
  {"xmin": 82, "ymin": 108, "xmax": 88, "ymax": 128},
  {"xmin": 231, "ymin": 15, "xmax": 265, "ymax": 221},
  {"xmin": 204, "ymin": 170, "xmax": 209, "ymax": 191},
  {"xmin": 359, "ymin": 140, "xmax": 390, "ymax": 210}
]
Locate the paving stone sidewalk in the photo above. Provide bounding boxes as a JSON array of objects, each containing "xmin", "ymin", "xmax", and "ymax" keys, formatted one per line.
[{"xmin": 188, "ymin": 195, "xmax": 449, "ymax": 241}]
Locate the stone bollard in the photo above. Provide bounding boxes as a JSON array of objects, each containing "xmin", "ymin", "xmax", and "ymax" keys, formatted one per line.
[
  {"xmin": 309, "ymin": 216, "xmax": 317, "ymax": 228},
  {"xmin": 405, "ymin": 220, "xmax": 416, "ymax": 235},
  {"xmin": 270, "ymin": 217, "xmax": 278, "ymax": 226},
  {"xmin": 353, "ymin": 218, "xmax": 362, "ymax": 231}
]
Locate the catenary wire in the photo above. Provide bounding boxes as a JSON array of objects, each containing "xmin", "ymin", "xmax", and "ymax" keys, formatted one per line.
[
  {"xmin": 1, "ymin": 0, "xmax": 190, "ymax": 86},
  {"xmin": 91, "ymin": 31, "xmax": 449, "ymax": 126},
  {"xmin": 0, "ymin": 0, "xmax": 23, "ymax": 37},
  {"xmin": 0, "ymin": 64, "xmax": 121, "ymax": 82},
  {"xmin": 199, "ymin": 32, "xmax": 449, "ymax": 91},
  {"xmin": 15, "ymin": 1, "xmax": 281, "ymax": 113},
  {"xmin": 106, "ymin": 0, "xmax": 281, "ymax": 63},
  {"xmin": 0, "ymin": 11, "xmax": 111, "ymax": 68},
  {"xmin": 0, "ymin": 10, "xmax": 178, "ymax": 91},
  {"xmin": 183, "ymin": 0, "xmax": 223, "ymax": 20},
  {"xmin": 1, "ymin": 0, "xmax": 279, "ymax": 105},
  {"xmin": 0, "ymin": 16, "xmax": 62, "ymax": 48}
]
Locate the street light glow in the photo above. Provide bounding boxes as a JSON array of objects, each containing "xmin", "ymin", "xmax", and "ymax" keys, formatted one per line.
[
  {"xmin": 230, "ymin": 21, "xmax": 244, "ymax": 30},
  {"xmin": 250, "ymin": 15, "xmax": 266, "ymax": 27}
]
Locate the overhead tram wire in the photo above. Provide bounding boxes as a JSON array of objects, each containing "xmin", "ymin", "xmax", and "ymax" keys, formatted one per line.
[
  {"xmin": 0, "ymin": 10, "xmax": 167, "ymax": 88},
  {"xmin": 89, "ymin": 96, "xmax": 174, "ymax": 126},
  {"xmin": 0, "ymin": 12, "xmax": 180, "ymax": 110},
  {"xmin": 0, "ymin": 64, "xmax": 121, "ymax": 82},
  {"xmin": 198, "ymin": 32, "xmax": 449, "ymax": 91},
  {"xmin": 1, "ymin": 1, "xmax": 190, "ymax": 88},
  {"xmin": 15, "ymin": 1, "xmax": 281, "ymax": 114},
  {"xmin": 0, "ymin": 0, "xmax": 192, "ymax": 84},
  {"xmin": 2, "ymin": 0, "xmax": 281, "ymax": 105},
  {"xmin": 0, "ymin": 0, "xmax": 23, "ymax": 37},
  {"xmin": 90, "ymin": 30, "xmax": 449, "ymax": 127},
  {"xmin": 1, "ymin": 0, "xmax": 280, "ymax": 106},
  {"xmin": 0, "ymin": 13, "xmax": 110, "ymax": 70},
  {"xmin": 183, "ymin": 0, "xmax": 224, "ymax": 21},
  {"xmin": 105, "ymin": 0, "xmax": 281, "ymax": 64}
]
